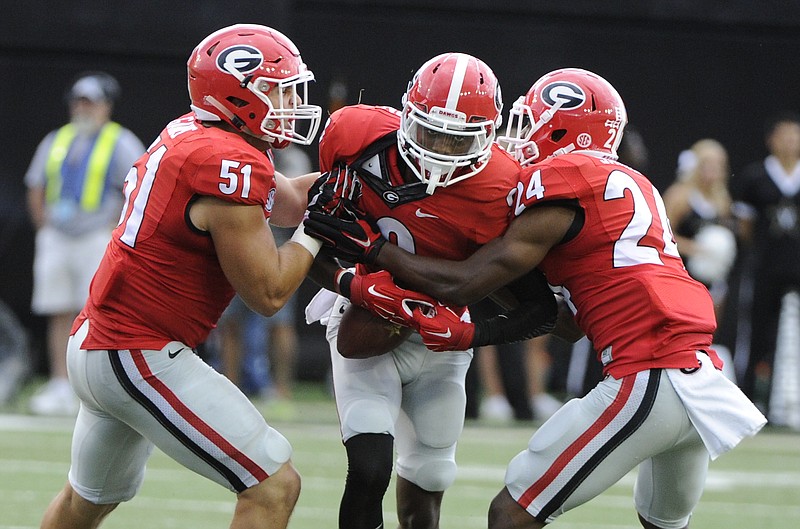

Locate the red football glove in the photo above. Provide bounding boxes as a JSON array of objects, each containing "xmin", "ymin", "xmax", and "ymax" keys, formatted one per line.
[
  {"xmin": 337, "ymin": 269, "xmax": 435, "ymax": 327},
  {"xmin": 409, "ymin": 302, "xmax": 475, "ymax": 352},
  {"xmin": 306, "ymin": 165, "xmax": 362, "ymax": 217}
]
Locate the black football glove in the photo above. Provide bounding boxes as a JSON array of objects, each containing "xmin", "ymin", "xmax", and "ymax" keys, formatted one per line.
[
  {"xmin": 306, "ymin": 164, "xmax": 362, "ymax": 217},
  {"xmin": 304, "ymin": 210, "xmax": 386, "ymax": 264}
]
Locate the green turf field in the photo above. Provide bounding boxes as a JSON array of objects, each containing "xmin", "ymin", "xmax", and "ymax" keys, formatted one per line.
[{"xmin": 2, "ymin": 383, "xmax": 798, "ymax": 529}]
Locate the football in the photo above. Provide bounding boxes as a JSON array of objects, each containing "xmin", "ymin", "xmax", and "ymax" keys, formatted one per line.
[{"xmin": 337, "ymin": 304, "xmax": 413, "ymax": 359}]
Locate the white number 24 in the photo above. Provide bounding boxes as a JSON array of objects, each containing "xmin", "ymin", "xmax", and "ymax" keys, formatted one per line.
[
  {"xmin": 604, "ymin": 169, "xmax": 680, "ymax": 267},
  {"xmin": 510, "ymin": 168, "xmax": 680, "ymax": 268}
]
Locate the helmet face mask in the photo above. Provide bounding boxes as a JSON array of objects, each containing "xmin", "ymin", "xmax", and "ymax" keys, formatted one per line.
[
  {"xmin": 397, "ymin": 53, "xmax": 502, "ymax": 194},
  {"xmin": 498, "ymin": 68, "xmax": 627, "ymax": 166},
  {"xmin": 187, "ymin": 24, "xmax": 322, "ymax": 147},
  {"xmin": 248, "ymin": 70, "xmax": 319, "ymax": 146},
  {"xmin": 498, "ymin": 96, "xmax": 541, "ymax": 166}
]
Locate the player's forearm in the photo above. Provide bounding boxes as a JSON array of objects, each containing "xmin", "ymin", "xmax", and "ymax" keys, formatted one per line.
[
  {"xmin": 245, "ymin": 242, "xmax": 315, "ymax": 316},
  {"xmin": 270, "ymin": 171, "xmax": 320, "ymax": 227},
  {"xmin": 375, "ymin": 243, "xmax": 489, "ymax": 306},
  {"xmin": 308, "ymin": 254, "xmax": 342, "ymax": 292}
]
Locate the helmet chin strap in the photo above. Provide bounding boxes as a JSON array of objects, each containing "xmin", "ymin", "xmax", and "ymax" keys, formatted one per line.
[
  {"xmin": 425, "ymin": 167, "xmax": 442, "ymax": 195},
  {"xmin": 204, "ymin": 96, "xmax": 247, "ymax": 129},
  {"xmin": 504, "ymin": 98, "xmax": 566, "ymax": 165},
  {"xmin": 513, "ymin": 140, "xmax": 539, "ymax": 166},
  {"xmin": 203, "ymin": 96, "xmax": 275, "ymax": 142},
  {"xmin": 532, "ymin": 102, "xmax": 562, "ymax": 133},
  {"xmin": 551, "ymin": 143, "xmax": 576, "ymax": 157},
  {"xmin": 190, "ymin": 104, "xmax": 221, "ymax": 122}
]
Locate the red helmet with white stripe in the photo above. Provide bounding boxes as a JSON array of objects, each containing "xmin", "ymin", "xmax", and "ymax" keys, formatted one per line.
[
  {"xmin": 499, "ymin": 68, "xmax": 627, "ymax": 165},
  {"xmin": 187, "ymin": 24, "xmax": 322, "ymax": 147},
  {"xmin": 397, "ymin": 53, "xmax": 502, "ymax": 194}
]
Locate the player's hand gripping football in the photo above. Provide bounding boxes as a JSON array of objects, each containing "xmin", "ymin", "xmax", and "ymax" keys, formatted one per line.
[
  {"xmin": 409, "ymin": 302, "xmax": 475, "ymax": 352},
  {"xmin": 336, "ymin": 269, "xmax": 435, "ymax": 327},
  {"xmin": 304, "ymin": 209, "xmax": 387, "ymax": 264},
  {"xmin": 306, "ymin": 164, "xmax": 362, "ymax": 217}
]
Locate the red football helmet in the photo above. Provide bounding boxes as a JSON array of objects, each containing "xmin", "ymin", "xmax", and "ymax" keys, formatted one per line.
[
  {"xmin": 187, "ymin": 24, "xmax": 322, "ymax": 147},
  {"xmin": 498, "ymin": 68, "xmax": 627, "ymax": 166},
  {"xmin": 397, "ymin": 52, "xmax": 502, "ymax": 194}
]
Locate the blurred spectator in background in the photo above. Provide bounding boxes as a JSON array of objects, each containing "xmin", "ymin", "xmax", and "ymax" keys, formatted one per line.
[
  {"xmin": 664, "ymin": 139, "xmax": 737, "ymax": 309},
  {"xmin": 0, "ymin": 299, "xmax": 30, "ymax": 406},
  {"xmin": 617, "ymin": 124, "xmax": 650, "ymax": 173},
  {"xmin": 24, "ymin": 72, "xmax": 144, "ymax": 415},
  {"xmin": 662, "ymin": 139, "xmax": 738, "ymax": 380},
  {"xmin": 524, "ymin": 335, "xmax": 564, "ymax": 419},
  {"xmin": 474, "ymin": 337, "xmax": 563, "ymax": 423},
  {"xmin": 327, "ymin": 77, "xmax": 349, "ymax": 115},
  {"xmin": 731, "ymin": 110, "xmax": 800, "ymax": 425},
  {"xmin": 472, "ymin": 343, "xmax": 525, "ymax": 422}
]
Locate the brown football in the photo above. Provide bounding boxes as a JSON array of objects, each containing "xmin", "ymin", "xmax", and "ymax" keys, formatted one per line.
[{"xmin": 337, "ymin": 304, "xmax": 413, "ymax": 359}]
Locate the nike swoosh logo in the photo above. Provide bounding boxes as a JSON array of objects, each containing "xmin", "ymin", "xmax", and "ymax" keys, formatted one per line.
[
  {"xmin": 344, "ymin": 232, "xmax": 373, "ymax": 248},
  {"xmin": 415, "ymin": 208, "xmax": 439, "ymax": 219},
  {"xmin": 428, "ymin": 328, "xmax": 452, "ymax": 338},
  {"xmin": 367, "ymin": 285, "xmax": 393, "ymax": 300},
  {"xmin": 168, "ymin": 347, "xmax": 187, "ymax": 359},
  {"xmin": 403, "ymin": 299, "xmax": 434, "ymax": 317}
]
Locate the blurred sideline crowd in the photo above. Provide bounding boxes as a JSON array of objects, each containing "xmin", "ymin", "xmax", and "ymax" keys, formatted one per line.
[{"xmin": 1, "ymin": 70, "xmax": 799, "ymax": 432}]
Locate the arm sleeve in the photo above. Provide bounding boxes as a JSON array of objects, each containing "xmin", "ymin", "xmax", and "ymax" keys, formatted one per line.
[
  {"xmin": 470, "ymin": 295, "xmax": 558, "ymax": 347},
  {"xmin": 469, "ymin": 267, "xmax": 558, "ymax": 347}
]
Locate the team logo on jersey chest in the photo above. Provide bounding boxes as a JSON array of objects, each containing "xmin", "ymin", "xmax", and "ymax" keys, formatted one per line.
[
  {"xmin": 217, "ymin": 45, "xmax": 263, "ymax": 75},
  {"xmin": 383, "ymin": 190, "xmax": 400, "ymax": 203},
  {"xmin": 541, "ymin": 81, "xmax": 585, "ymax": 110}
]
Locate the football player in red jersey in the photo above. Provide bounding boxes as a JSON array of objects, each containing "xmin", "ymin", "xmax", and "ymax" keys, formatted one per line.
[
  {"xmin": 39, "ymin": 24, "xmax": 325, "ymax": 529},
  {"xmin": 302, "ymin": 52, "xmax": 549, "ymax": 529},
  {"xmin": 306, "ymin": 68, "xmax": 767, "ymax": 529}
]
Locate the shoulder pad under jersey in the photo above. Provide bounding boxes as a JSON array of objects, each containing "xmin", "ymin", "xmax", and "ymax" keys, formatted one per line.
[
  {"xmin": 319, "ymin": 105, "xmax": 401, "ymax": 171},
  {"xmin": 350, "ymin": 133, "xmax": 429, "ymax": 208}
]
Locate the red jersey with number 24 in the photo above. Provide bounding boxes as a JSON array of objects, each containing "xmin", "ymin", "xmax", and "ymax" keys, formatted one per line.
[
  {"xmin": 74, "ymin": 113, "xmax": 276, "ymax": 350},
  {"xmin": 319, "ymin": 104, "xmax": 521, "ymax": 260},
  {"xmin": 513, "ymin": 152, "xmax": 720, "ymax": 378}
]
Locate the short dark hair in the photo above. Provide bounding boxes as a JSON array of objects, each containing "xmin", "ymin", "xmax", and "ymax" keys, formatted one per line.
[{"xmin": 764, "ymin": 110, "xmax": 800, "ymax": 139}]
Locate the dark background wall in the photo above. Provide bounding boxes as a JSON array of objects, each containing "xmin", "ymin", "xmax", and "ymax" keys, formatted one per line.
[
  {"xmin": 2, "ymin": 0, "xmax": 799, "ymax": 372},
  {"xmin": 3, "ymin": 1, "xmax": 800, "ymax": 191}
]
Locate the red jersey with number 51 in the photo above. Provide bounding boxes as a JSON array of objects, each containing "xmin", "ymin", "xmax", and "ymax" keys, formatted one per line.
[
  {"xmin": 74, "ymin": 113, "xmax": 276, "ymax": 350},
  {"xmin": 512, "ymin": 152, "xmax": 719, "ymax": 378}
]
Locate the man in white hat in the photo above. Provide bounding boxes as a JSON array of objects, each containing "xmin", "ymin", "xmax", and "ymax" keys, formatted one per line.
[{"xmin": 24, "ymin": 71, "xmax": 145, "ymax": 414}]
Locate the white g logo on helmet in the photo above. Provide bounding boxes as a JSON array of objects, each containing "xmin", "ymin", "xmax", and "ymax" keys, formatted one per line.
[
  {"xmin": 216, "ymin": 45, "xmax": 264, "ymax": 75},
  {"xmin": 541, "ymin": 81, "xmax": 585, "ymax": 110}
]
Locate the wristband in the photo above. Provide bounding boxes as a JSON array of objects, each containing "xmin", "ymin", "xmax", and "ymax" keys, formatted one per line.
[
  {"xmin": 334, "ymin": 269, "xmax": 355, "ymax": 298},
  {"xmin": 290, "ymin": 224, "xmax": 323, "ymax": 258}
]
